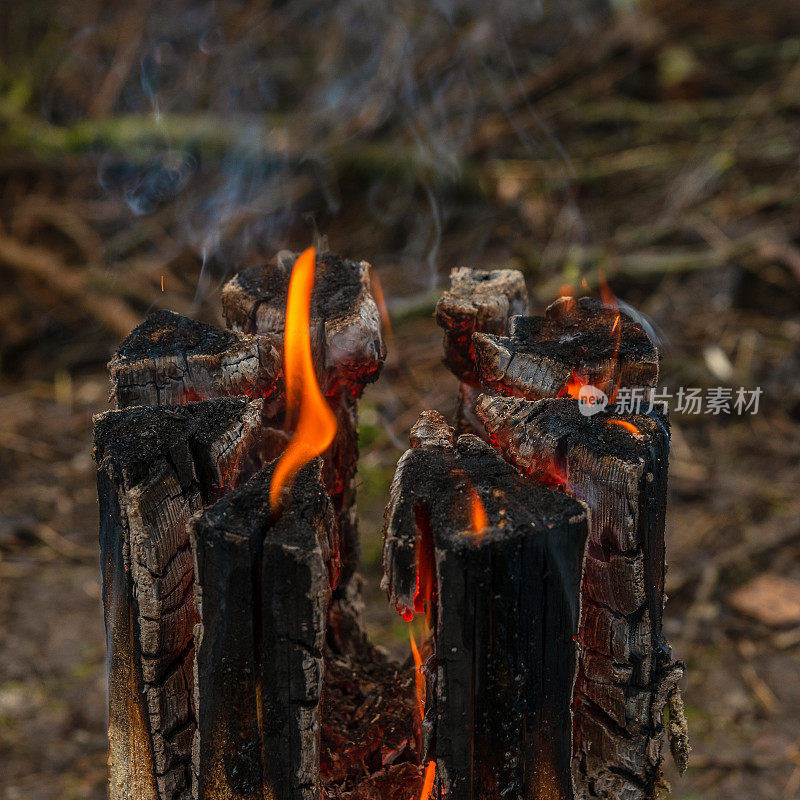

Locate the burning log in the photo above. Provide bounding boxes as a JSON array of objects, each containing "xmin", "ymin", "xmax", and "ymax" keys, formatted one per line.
[
  {"xmin": 434, "ymin": 267, "xmax": 528, "ymax": 436},
  {"xmin": 108, "ymin": 309, "xmax": 281, "ymax": 409},
  {"xmin": 190, "ymin": 459, "xmax": 335, "ymax": 800},
  {"xmin": 222, "ymin": 251, "xmax": 386, "ymax": 587},
  {"xmin": 93, "ymin": 397, "xmax": 263, "ymax": 800},
  {"xmin": 383, "ymin": 411, "xmax": 590, "ymax": 800},
  {"xmin": 476, "ymin": 395, "xmax": 687, "ymax": 799},
  {"xmin": 472, "ymin": 297, "xmax": 658, "ymax": 402}
]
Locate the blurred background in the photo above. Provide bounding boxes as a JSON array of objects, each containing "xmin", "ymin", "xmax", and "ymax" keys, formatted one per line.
[{"xmin": 1, "ymin": 0, "xmax": 800, "ymax": 798}]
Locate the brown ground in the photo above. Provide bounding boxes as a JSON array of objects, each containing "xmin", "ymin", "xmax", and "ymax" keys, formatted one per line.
[{"xmin": 2, "ymin": 0, "xmax": 800, "ymax": 798}]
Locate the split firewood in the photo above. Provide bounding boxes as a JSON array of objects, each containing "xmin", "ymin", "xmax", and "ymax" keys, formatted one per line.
[
  {"xmin": 93, "ymin": 398, "xmax": 263, "ymax": 800},
  {"xmin": 222, "ymin": 251, "xmax": 386, "ymax": 587},
  {"xmin": 476, "ymin": 394, "xmax": 685, "ymax": 800},
  {"xmin": 191, "ymin": 458, "xmax": 335, "ymax": 800},
  {"xmin": 108, "ymin": 309, "xmax": 281, "ymax": 409},
  {"xmin": 434, "ymin": 267, "xmax": 529, "ymax": 435},
  {"xmin": 383, "ymin": 411, "xmax": 590, "ymax": 800},
  {"xmin": 472, "ymin": 297, "xmax": 658, "ymax": 401}
]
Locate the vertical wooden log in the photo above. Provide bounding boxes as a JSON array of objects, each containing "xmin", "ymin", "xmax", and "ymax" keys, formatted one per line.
[
  {"xmin": 108, "ymin": 310, "xmax": 280, "ymax": 409},
  {"xmin": 476, "ymin": 395, "xmax": 685, "ymax": 800},
  {"xmin": 383, "ymin": 412, "xmax": 590, "ymax": 800},
  {"xmin": 94, "ymin": 398, "xmax": 263, "ymax": 800},
  {"xmin": 190, "ymin": 459, "xmax": 334, "ymax": 800},
  {"xmin": 434, "ymin": 267, "xmax": 528, "ymax": 436},
  {"xmin": 221, "ymin": 251, "xmax": 386, "ymax": 588}
]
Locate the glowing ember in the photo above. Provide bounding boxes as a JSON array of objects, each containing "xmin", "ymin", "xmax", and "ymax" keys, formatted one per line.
[
  {"xmin": 608, "ymin": 419, "xmax": 640, "ymax": 435},
  {"xmin": 270, "ymin": 247, "xmax": 338, "ymax": 510},
  {"xmin": 559, "ymin": 369, "xmax": 589, "ymax": 400}
]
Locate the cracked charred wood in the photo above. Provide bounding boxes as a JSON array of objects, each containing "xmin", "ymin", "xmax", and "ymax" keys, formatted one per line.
[
  {"xmin": 222, "ymin": 251, "xmax": 386, "ymax": 588},
  {"xmin": 472, "ymin": 297, "xmax": 658, "ymax": 402},
  {"xmin": 476, "ymin": 394, "xmax": 685, "ymax": 800},
  {"xmin": 108, "ymin": 310, "xmax": 281, "ymax": 409},
  {"xmin": 383, "ymin": 411, "xmax": 589, "ymax": 800},
  {"xmin": 93, "ymin": 398, "xmax": 263, "ymax": 800},
  {"xmin": 434, "ymin": 267, "xmax": 529, "ymax": 436},
  {"xmin": 190, "ymin": 459, "xmax": 334, "ymax": 800}
]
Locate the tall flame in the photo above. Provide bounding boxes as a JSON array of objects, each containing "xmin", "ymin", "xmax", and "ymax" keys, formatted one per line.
[{"xmin": 269, "ymin": 247, "xmax": 338, "ymax": 510}]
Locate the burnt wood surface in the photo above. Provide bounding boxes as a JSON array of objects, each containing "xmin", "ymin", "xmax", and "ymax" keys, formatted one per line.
[
  {"xmin": 191, "ymin": 459, "xmax": 334, "ymax": 800},
  {"xmin": 434, "ymin": 267, "xmax": 528, "ymax": 436},
  {"xmin": 383, "ymin": 411, "xmax": 590, "ymax": 800},
  {"xmin": 473, "ymin": 297, "xmax": 658, "ymax": 402},
  {"xmin": 477, "ymin": 395, "xmax": 685, "ymax": 800},
  {"xmin": 94, "ymin": 398, "xmax": 263, "ymax": 800},
  {"xmin": 222, "ymin": 251, "xmax": 386, "ymax": 588},
  {"xmin": 109, "ymin": 310, "xmax": 281, "ymax": 409}
]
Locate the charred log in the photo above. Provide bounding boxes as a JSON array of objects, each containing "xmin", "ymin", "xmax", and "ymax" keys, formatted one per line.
[
  {"xmin": 109, "ymin": 310, "xmax": 281, "ymax": 409},
  {"xmin": 476, "ymin": 394, "xmax": 685, "ymax": 800},
  {"xmin": 383, "ymin": 411, "xmax": 590, "ymax": 800},
  {"xmin": 434, "ymin": 267, "xmax": 528, "ymax": 436},
  {"xmin": 473, "ymin": 297, "xmax": 658, "ymax": 402},
  {"xmin": 93, "ymin": 398, "xmax": 263, "ymax": 800},
  {"xmin": 222, "ymin": 251, "xmax": 386, "ymax": 588},
  {"xmin": 191, "ymin": 459, "xmax": 335, "ymax": 800}
]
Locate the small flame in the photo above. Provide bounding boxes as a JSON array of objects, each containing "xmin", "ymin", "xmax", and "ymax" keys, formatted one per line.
[
  {"xmin": 467, "ymin": 483, "xmax": 488, "ymax": 543},
  {"xmin": 370, "ymin": 268, "xmax": 394, "ymax": 349},
  {"xmin": 409, "ymin": 628, "xmax": 425, "ymax": 725},
  {"xmin": 270, "ymin": 247, "xmax": 338, "ymax": 510},
  {"xmin": 608, "ymin": 419, "xmax": 640, "ymax": 435},
  {"xmin": 598, "ymin": 270, "xmax": 623, "ymax": 403},
  {"xmin": 419, "ymin": 761, "xmax": 436, "ymax": 800}
]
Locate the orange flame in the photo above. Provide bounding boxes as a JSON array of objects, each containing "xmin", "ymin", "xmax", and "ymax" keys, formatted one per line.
[
  {"xmin": 598, "ymin": 270, "xmax": 623, "ymax": 403},
  {"xmin": 270, "ymin": 247, "xmax": 338, "ymax": 510},
  {"xmin": 409, "ymin": 628, "xmax": 425, "ymax": 724},
  {"xmin": 370, "ymin": 268, "xmax": 394, "ymax": 349},
  {"xmin": 608, "ymin": 419, "xmax": 640, "ymax": 435},
  {"xmin": 467, "ymin": 483, "xmax": 488, "ymax": 544},
  {"xmin": 419, "ymin": 761, "xmax": 436, "ymax": 800}
]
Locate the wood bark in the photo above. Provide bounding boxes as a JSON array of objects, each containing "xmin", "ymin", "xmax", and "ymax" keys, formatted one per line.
[
  {"xmin": 221, "ymin": 251, "xmax": 386, "ymax": 587},
  {"xmin": 434, "ymin": 267, "xmax": 528, "ymax": 436},
  {"xmin": 109, "ymin": 310, "xmax": 280, "ymax": 409},
  {"xmin": 472, "ymin": 297, "xmax": 658, "ymax": 402},
  {"xmin": 476, "ymin": 395, "xmax": 684, "ymax": 800},
  {"xmin": 383, "ymin": 411, "xmax": 590, "ymax": 800},
  {"xmin": 94, "ymin": 398, "xmax": 263, "ymax": 800},
  {"xmin": 190, "ymin": 459, "xmax": 334, "ymax": 800}
]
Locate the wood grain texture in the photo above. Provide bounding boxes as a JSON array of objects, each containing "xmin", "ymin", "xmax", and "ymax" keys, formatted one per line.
[
  {"xmin": 191, "ymin": 459, "xmax": 334, "ymax": 800},
  {"xmin": 383, "ymin": 411, "xmax": 589, "ymax": 800},
  {"xmin": 476, "ymin": 394, "xmax": 684, "ymax": 800},
  {"xmin": 434, "ymin": 267, "xmax": 528, "ymax": 436},
  {"xmin": 109, "ymin": 310, "xmax": 280, "ymax": 409},
  {"xmin": 94, "ymin": 398, "xmax": 262, "ymax": 800},
  {"xmin": 473, "ymin": 297, "xmax": 658, "ymax": 402}
]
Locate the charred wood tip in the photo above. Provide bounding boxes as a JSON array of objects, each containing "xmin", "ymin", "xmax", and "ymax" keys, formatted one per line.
[
  {"xmin": 221, "ymin": 251, "xmax": 386, "ymax": 394},
  {"xmin": 108, "ymin": 309, "xmax": 281, "ymax": 409},
  {"xmin": 434, "ymin": 266, "xmax": 529, "ymax": 380},
  {"xmin": 475, "ymin": 393, "xmax": 669, "ymax": 481},
  {"xmin": 93, "ymin": 396, "xmax": 263, "ymax": 497},
  {"xmin": 383, "ymin": 414, "xmax": 589, "ymax": 617},
  {"xmin": 473, "ymin": 296, "xmax": 659, "ymax": 401}
]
